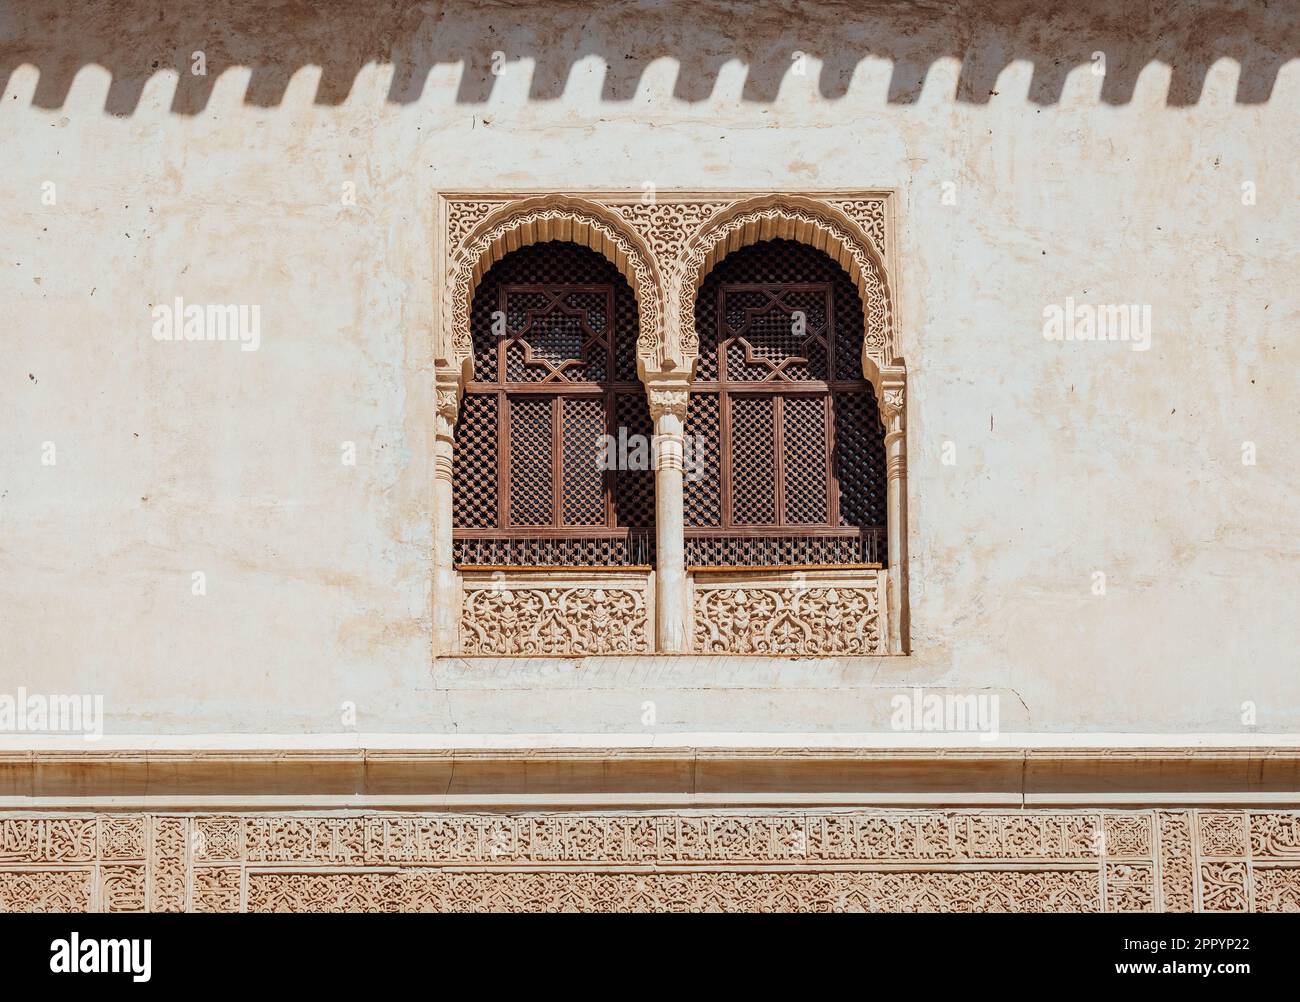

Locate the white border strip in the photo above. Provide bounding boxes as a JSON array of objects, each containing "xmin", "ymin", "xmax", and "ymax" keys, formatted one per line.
[{"xmin": 0, "ymin": 732, "xmax": 1298, "ymax": 753}]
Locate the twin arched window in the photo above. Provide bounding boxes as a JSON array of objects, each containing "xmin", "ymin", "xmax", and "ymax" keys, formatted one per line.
[{"xmin": 452, "ymin": 239, "xmax": 886, "ymax": 569}]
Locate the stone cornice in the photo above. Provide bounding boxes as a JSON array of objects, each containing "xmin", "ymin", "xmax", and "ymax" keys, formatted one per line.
[{"xmin": 3, "ymin": 737, "xmax": 1299, "ymax": 808}]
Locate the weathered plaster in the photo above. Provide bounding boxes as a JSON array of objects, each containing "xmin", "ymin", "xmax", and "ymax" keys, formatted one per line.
[{"xmin": 1, "ymin": 1, "xmax": 1297, "ymax": 739}]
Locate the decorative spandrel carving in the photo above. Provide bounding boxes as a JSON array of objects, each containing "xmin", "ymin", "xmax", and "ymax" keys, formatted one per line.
[
  {"xmin": 827, "ymin": 197, "xmax": 887, "ymax": 258},
  {"xmin": 446, "ymin": 200, "xmax": 498, "ymax": 258},
  {"xmin": 675, "ymin": 201, "xmax": 894, "ymax": 367},
  {"xmin": 612, "ymin": 200, "xmax": 732, "ymax": 266},
  {"xmin": 444, "ymin": 201, "xmax": 661, "ymax": 368}
]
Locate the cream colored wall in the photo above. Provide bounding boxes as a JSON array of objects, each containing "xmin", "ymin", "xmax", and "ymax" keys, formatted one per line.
[{"xmin": 1, "ymin": 1, "xmax": 1297, "ymax": 735}]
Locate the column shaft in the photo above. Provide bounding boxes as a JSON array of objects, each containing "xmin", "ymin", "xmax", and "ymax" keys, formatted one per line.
[
  {"xmin": 884, "ymin": 404, "xmax": 908, "ymax": 654},
  {"xmin": 648, "ymin": 387, "xmax": 691, "ymax": 652},
  {"xmin": 431, "ymin": 386, "xmax": 460, "ymax": 658}
]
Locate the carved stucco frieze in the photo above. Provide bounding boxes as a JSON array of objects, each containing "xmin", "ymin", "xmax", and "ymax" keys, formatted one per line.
[
  {"xmin": 246, "ymin": 868, "xmax": 1103, "ymax": 913},
  {"xmin": 1, "ymin": 809, "xmax": 1297, "ymax": 912}
]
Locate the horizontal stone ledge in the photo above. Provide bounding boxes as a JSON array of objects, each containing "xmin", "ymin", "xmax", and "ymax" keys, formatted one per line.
[{"xmin": 0, "ymin": 735, "xmax": 1297, "ymax": 807}]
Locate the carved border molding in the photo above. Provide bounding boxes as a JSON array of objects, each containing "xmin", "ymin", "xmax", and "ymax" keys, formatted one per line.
[{"xmin": 2, "ymin": 809, "xmax": 1297, "ymax": 912}]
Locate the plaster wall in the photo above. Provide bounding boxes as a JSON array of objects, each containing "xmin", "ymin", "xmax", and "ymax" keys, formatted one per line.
[{"xmin": 1, "ymin": 0, "xmax": 1297, "ymax": 736}]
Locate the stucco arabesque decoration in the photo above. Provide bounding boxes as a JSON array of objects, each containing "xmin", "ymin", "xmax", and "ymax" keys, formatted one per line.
[
  {"xmin": 435, "ymin": 191, "xmax": 908, "ymax": 657},
  {"xmin": 2, "ymin": 808, "xmax": 1294, "ymax": 912},
  {"xmin": 438, "ymin": 190, "xmax": 901, "ymax": 397}
]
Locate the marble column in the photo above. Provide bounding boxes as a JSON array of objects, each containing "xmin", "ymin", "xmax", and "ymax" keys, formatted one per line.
[
  {"xmin": 647, "ymin": 383, "xmax": 691, "ymax": 652},
  {"xmin": 431, "ymin": 368, "xmax": 462, "ymax": 658},
  {"xmin": 880, "ymin": 378, "xmax": 908, "ymax": 654}
]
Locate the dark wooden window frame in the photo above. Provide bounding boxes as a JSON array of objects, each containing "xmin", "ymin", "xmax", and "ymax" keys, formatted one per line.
[
  {"xmin": 685, "ymin": 272, "xmax": 885, "ymax": 566},
  {"xmin": 455, "ymin": 278, "xmax": 652, "ymax": 561}
]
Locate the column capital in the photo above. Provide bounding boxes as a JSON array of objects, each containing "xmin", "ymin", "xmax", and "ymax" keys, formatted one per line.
[
  {"xmin": 876, "ymin": 366, "xmax": 906, "ymax": 419},
  {"xmin": 434, "ymin": 357, "xmax": 464, "ymax": 438},
  {"xmin": 436, "ymin": 388, "xmax": 459, "ymax": 420},
  {"xmin": 648, "ymin": 388, "xmax": 690, "ymax": 424},
  {"xmin": 643, "ymin": 371, "xmax": 692, "ymax": 425}
]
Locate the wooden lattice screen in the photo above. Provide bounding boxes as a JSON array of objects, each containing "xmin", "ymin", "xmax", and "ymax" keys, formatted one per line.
[
  {"xmin": 685, "ymin": 239, "xmax": 887, "ymax": 567},
  {"xmin": 452, "ymin": 242, "xmax": 655, "ymax": 566}
]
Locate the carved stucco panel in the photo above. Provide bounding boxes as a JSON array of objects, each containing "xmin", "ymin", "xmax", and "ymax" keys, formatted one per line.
[
  {"xmin": 610, "ymin": 200, "xmax": 733, "ymax": 265},
  {"xmin": 460, "ymin": 575, "xmax": 652, "ymax": 656},
  {"xmin": 692, "ymin": 572, "xmax": 887, "ymax": 656}
]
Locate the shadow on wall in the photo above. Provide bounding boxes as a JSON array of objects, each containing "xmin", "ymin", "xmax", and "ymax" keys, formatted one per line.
[{"xmin": 1, "ymin": 0, "xmax": 1295, "ymax": 116}]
